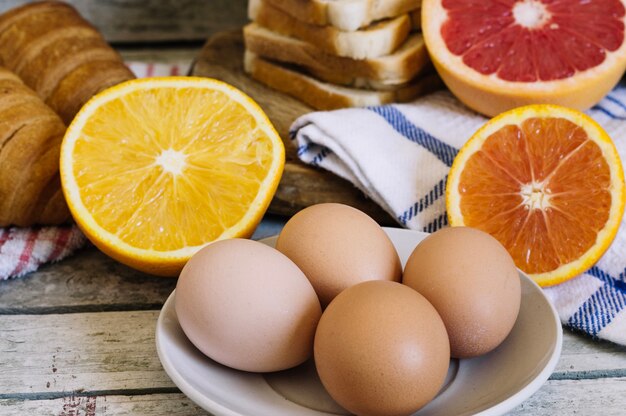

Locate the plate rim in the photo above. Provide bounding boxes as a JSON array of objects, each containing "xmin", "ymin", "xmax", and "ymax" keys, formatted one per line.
[
  {"xmin": 156, "ymin": 300, "xmax": 244, "ymax": 416},
  {"xmin": 156, "ymin": 227, "xmax": 563, "ymax": 416}
]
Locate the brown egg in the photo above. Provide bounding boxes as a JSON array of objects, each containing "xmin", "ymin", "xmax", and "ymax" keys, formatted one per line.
[
  {"xmin": 276, "ymin": 203, "xmax": 402, "ymax": 306},
  {"xmin": 403, "ymin": 227, "xmax": 521, "ymax": 358},
  {"xmin": 175, "ymin": 238, "xmax": 322, "ymax": 372},
  {"xmin": 314, "ymin": 280, "xmax": 450, "ymax": 416}
]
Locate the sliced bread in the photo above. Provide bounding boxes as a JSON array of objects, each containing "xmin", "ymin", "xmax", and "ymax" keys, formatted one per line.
[
  {"xmin": 243, "ymin": 51, "xmax": 441, "ymax": 110},
  {"xmin": 244, "ymin": 23, "xmax": 429, "ymax": 89},
  {"xmin": 248, "ymin": 0, "xmax": 411, "ymax": 59},
  {"xmin": 265, "ymin": 0, "xmax": 421, "ymax": 32}
]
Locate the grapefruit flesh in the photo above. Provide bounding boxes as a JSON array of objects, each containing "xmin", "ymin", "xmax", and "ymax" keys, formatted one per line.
[
  {"xmin": 442, "ymin": 0, "xmax": 625, "ymax": 82},
  {"xmin": 423, "ymin": 0, "xmax": 626, "ymax": 116}
]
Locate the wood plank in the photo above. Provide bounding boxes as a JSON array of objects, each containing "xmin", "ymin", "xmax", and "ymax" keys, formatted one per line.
[
  {"xmin": 192, "ymin": 30, "xmax": 397, "ymax": 225},
  {"xmin": 118, "ymin": 47, "xmax": 199, "ymax": 66},
  {"xmin": 0, "ymin": 0, "xmax": 248, "ymax": 43},
  {"xmin": 0, "ymin": 217, "xmax": 286, "ymax": 313},
  {"xmin": 0, "ymin": 248, "xmax": 176, "ymax": 313},
  {"xmin": 0, "ymin": 393, "xmax": 207, "ymax": 416},
  {"xmin": 0, "ymin": 311, "xmax": 173, "ymax": 395},
  {"xmin": 556, "ymin": 329, "xmax": 626, "ymax": 378},
  {"xmin": 1, "ymin": 380, "xmax": 625, "ymax": 416},
  {"xmin": 1, "ymin": 311, "xmax": 625, "ymax": 396},
  {"xmin": 508, "ymin": 378, "xmax": 626, "ymax": 416},
  {"xmin": 0, "ymin": 310, "xmax": 625, "ymax": 414}
]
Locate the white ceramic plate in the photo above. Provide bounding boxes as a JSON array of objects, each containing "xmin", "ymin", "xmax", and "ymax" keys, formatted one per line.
[{"xmin": 156, "ymin": 228, "xmax": 563, "ymax": 416}]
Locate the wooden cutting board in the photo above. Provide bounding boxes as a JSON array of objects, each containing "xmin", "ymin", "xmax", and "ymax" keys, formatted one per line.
[{"xmin": 191, "ymin": 30, "xmax": 396, "ymax": 225}]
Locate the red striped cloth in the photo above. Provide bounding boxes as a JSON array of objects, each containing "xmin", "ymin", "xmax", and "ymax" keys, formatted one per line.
[
  {"xmin": 0, "ymin": 226, "xmax": 87, "ymax": 279},
  {"xmin": 0, "ymin": 61, "xmax": 191, "ymax": 280},
  {"xmin": 126, "ymin": 61, "xmax": 190, "ymax": 78}
]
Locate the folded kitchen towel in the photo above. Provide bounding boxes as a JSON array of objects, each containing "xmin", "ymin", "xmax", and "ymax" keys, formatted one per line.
[
  {"xmin": 0, "ymin": 226, "xmax": 87, "ymax": 278},
  {"xmin": 291, "ymin": 82, "xmax": 626, "ymax": 346},
  {"xmin": 0, "ymin": 61, "xmax": 191, "ymax": 281}
]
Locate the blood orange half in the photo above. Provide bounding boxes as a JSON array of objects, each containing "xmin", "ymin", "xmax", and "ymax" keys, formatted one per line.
[
  {"xmin": 446, "ymin": 105, "xmax": 625, "ymax": 286},
  {"xmin": 422, "ymin": 0, "xmax": 626, "ymax": 117}
]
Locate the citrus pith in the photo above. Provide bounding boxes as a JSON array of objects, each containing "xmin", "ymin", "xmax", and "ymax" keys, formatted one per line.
[
  {"xmin": 446, "ymin": 105, "xmax": 625, "ymax": 286},
  {"xmin": 60, "ymin": 77, "xmax": 285, "ymax": 276}
]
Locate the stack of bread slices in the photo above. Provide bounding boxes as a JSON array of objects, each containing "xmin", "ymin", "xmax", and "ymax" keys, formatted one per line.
[{"xmin": 243, "ymin": 0, "xmax": 437, "ymax": 110}]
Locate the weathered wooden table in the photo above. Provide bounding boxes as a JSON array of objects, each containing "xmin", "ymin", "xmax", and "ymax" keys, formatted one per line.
[{"xmin": 0, "ymin": 1, "xmax": 625, "ymax": 414}]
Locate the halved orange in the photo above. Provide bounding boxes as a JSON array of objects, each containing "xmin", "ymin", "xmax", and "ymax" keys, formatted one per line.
[
  {"xmin": 60, "ymin": 77, "xmax": 285, "ymax": 276},
  {"xmin": 447, "ymin": 105, "xmax": 625, "ymax": 286},
  {"xmin": 422, "ymin": 0, "xmax": 626, "ymax": 116}
]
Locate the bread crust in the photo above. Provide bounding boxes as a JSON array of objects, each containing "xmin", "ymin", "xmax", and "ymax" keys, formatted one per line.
[
  {"xmin": 0, "ymin": 1, "xmax": 134, "ymax": 124},
  {"xmin": 0, "ymin": 13, "xmax": 92, "ymax": 69},
  {"xmin": 47, "ymin": 59, "xmax": 135, "ymax": 124},
  {"xmin": 244, "ymin": 52, "xmax": 441, "ymax": 110},
  {"xmin": 0, "ymin": 67, "xmax": 70, "ymax": 226},
  {"xmin": 244, "ymin": 23, "xmax": 430, "ymax": 88},
  {"xmin": 249, "ymin": 0, "xmax": 411, "ymax": 59},
  {"xmin": 265, "ymin": 0, "xmax": 421, "ymax": 31},
  {"xmin": 0, "ymin": 1, "xmax": 77, "ymax": 37}
]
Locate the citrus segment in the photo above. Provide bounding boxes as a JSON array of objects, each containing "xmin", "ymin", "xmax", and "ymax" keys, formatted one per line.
[
  {"xmin": 447, "ymin": 105, "xmax": 625, "ymax": 286},
  {"xmin": 441, "ymin": 0, "xmax": 625, "ymax": 82},
  {"xmin": 423, "ymin": 0, "xmax": 626, "ymax": 116},
  {"xmin": 60, "ymin": 77, "xmax": 285, "ymax": 276}
]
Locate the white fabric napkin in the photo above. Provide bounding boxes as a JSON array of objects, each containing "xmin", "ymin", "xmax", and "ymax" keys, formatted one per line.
[{"xmin": 291, "ymin": 82, "xmax": 626, "ymax": 346}]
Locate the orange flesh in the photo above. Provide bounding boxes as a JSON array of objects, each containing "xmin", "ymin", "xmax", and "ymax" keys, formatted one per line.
[
  {"xmin": 72, "ymin": 86, "xmax": 274, "ymax": 251},
  {"xmin": 458, "ymin": 117, "xmax": 612, "ymax": 274}
]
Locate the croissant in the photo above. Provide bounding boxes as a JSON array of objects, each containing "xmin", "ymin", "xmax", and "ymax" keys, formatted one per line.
[
  {"xmin": 0, "ymin": 1, "xmax": 135, "ymax": 124},
  {"xmin": 0, "ymin": 66, "xmax": 70, "ymax": 226}
]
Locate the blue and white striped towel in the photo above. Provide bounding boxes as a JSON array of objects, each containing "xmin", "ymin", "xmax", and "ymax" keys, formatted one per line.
[{"xmin": 291, "ymin": 81, "xmax": 626, "ymax": 346}]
